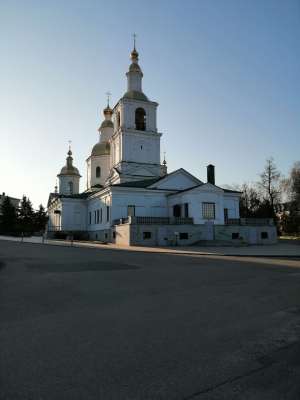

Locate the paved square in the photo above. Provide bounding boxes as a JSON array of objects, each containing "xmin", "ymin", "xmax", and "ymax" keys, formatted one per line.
[{"xmin": 1, "ymin": 241, "xmax": 300, "ymax": 399}]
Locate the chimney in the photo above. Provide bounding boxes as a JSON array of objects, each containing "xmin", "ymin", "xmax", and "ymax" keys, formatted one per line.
[{"xmin": 207, "ymin": 164, "xmax": 215, "ymax": 185}]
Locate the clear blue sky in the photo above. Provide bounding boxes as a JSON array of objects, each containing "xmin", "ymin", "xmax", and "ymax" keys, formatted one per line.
[{"xmin": 0, "ymin": 0, "xmax": 299, "ymax": 207}]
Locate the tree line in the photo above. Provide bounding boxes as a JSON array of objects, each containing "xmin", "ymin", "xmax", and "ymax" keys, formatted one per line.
[
  {"xmin": 235, "ymin": 158, "xmax": 300, "ymax": 235},
  {"xmin": 0, "ymin": 195, "xmax": 48, "ymax": 236}
]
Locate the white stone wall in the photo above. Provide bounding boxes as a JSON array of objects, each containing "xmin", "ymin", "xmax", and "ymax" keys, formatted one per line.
[
  {"xmin": 126, "ymin": 71, "xmax": 142, "ymax": 92},
  {"xmin": 87, "ymin": 193, "xmax": 112, "ymax": 232},
  {"xmin": 214, "ymin": 225, "xmax": 277, "ymax": 244},
  {"xmin": 58, "ymin": 175, "xmax": 80, "ymax": 195},
  {"xmin": 116, "ymin": 223, "xmax": 277, "ymax": 247},
  {"xmin": 121, "ymin": 99, "xmax": 157, "ymax": 132},
  {"xmin": 151, "ymin": 173, "xmax": 200, "ymax": 191},
  {"xmin": 100, "ymin": 126, "xmax": 113, "ymax": 142},
  {"xmin": 87, "ymin": 154, "xmax": 110, "ymax": 188},
  {"xmin": 60, "ymin": 199, "xmax": 87, "ymax": 231},
  {"xmin": 110, "ymin": 98, "xmax": 160, "ymax": 173},
  {"xmin": 110, "ymin": 189, "xmax": 168, "ymax": 222},
  {"xmin": 167, "ymin": 186, "xmax": 240, "ymax": 225},
  {"xmin": 122, "ymin": 131, "xmax": 160, "ymax": 164},
  {"xmin": 48, "ymin": 200, "xmax": 62, "ymax": 231}
]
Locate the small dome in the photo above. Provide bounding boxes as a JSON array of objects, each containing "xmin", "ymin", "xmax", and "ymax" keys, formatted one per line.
[
  {"xmin": 130, "ymin": 48, "xmax": 139, "ymax": 61},
  {"xmin": 99, "ymin": 120, "xmax": 114, "ymax": 129},
  {"xmin": 103, "ymin": 105, "xmax": 113, "ymax": 116},
  {"xmin": 58, "ymin": 165, "xmax": 80, "ymax": 176},
  {"xmin": 58, "ymin": 147, "xmax": 81, "ymax": 177},
  {"xmin": 91, "ymin": 142, "xmax": 110, "ymax": 156},
  {"xmin": 123, "ymin": 90, "xmax": 148, "ymax": 101}
]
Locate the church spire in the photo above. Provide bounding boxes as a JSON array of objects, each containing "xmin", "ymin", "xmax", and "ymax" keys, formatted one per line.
[
  {"xmin": 130, "ymin": 33, "xmax": 139, "ymax": 62},
  {"xmin": 102, "ymin": 91, "xmax": 113, "ymax": 120},
  {"xmin": 126, "ymin": 34, "xmax": 143, "ymax": 93},
  {"xmin": 66, "ymin": 142, "xmax": 73, "ymax": 169},
  {"xmin": 96, "ymin": 94, "xmax": 114, "ymax": 143}
]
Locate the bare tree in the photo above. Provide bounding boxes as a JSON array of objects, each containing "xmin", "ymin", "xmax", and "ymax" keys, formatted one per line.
[
  {"xmin": 239, "ymin": 183, "xmax": 261, "ymax": 217},
  {"xmin": 282, "ymin": 162, "xmax": 300, "ymax": 233},
  {"xmin": 258, "ymin": 158, "xmax": 281, "ymax": 218}
]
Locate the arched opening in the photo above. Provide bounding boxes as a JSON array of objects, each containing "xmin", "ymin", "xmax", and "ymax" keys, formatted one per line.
[
  {"xmin": 68, "ymin": 181, "xmax": 73, "ymax": 195},
  {"xmin": 96, "ymin": 166, "xmax": 101, "ymax": 178},
  {"xmin": 117, "ymin": 111, "xmax": 121, "ymax": 128},
  {"xmin": 135, "ymin": 108, "xmax": 146, "ymax": 131}
]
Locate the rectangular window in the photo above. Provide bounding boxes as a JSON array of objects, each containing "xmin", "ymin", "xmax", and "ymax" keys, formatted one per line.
[
  {"xmin": 94, "ymin": 210, "xmax": 97, "ymax": 224},
  {"xmin": 224, "ymin": 208, "xmax": 228, "ymax": 224},
  {"xmin": 232, "ymin": 232, "xmax": 239, "ymax": 239},
  {"xmin": 89, "ymin": 211, "xmax": 91, "ymax": 225},
  {"xmin": 184, "ymin": 203, "xmax": 189, "ymax": 218},
  {"xmin": 143, "ymin": 231, "xmax": 152, "ymax": 239},
  {"xmin": 106, "ymin": 206, "xmax": 110, "ymax": 222},
  {"xmin": 97, "ymin": 209, "xmax": 99, "ymax": 224},
  {"xmin": 202, "ymin": 202, "xmax": 215, "ymax": 219},
  {"xmin": 100, "ymin": 208, "xmax": 103, "ymax": 223},
  {"xmin": 127, "ymin": 205, "xmax": 135, "ymax": 217},
  {"xmin": 261, "ymin": 231, "xmax": 268, "ymax": 239},
  {"xmin": 179, "ymin": 232, "xmax": 189, "ymax": 240}
]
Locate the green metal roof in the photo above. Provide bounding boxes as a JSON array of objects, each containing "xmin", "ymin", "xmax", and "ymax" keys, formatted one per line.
[
  {"xmin": 123, "ymin": 90, "xmax": 149, "ymax": 102},
  {"xmin": 112, "ymin": 178, "xmax": 161, "ymax": 188},
  {"xmin": 91, "ymin": 142, "xmax": 110, "ymax": 156}
]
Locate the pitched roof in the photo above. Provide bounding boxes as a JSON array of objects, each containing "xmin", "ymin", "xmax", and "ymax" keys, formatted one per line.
[
  {"xmin": 48, "ymin": 190, "xmax": 100, "ymax": 207},
  {"xmin": 167, "ymin": 183, "xmax": 241, "ymax": 196},
  {"xmin": 112, "ymin": 177, "xmax": 161, "ymax": 188},
  {"xmin": 223, "ymin": 188, "xmax": 242, "ymax": 194},
  {"xmin": 112, "ymin": 169, "xmax": 203, "ymax": 191}
]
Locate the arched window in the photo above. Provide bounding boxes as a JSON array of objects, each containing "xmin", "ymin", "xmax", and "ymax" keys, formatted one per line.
[
  {"xmin": 68, "ymin": 181, "xmax": 73, "ymax": 194},
  {"xmin": 96, "ymin": 166, "xmax": 101, "ymax": 178},
  {"xmin": 135, "ymin": 108, "xmax": 146, "ymax": 131},
  {"xmin": 117, "ymin": 111, "xmax": 121, "ymax": 128}
]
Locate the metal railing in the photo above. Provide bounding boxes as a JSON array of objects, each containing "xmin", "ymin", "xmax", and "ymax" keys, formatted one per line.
[
  {"xmin": 240, "ymin": 218, "xmax": 274, "ymax": 226},
  {"xmin": 47, "ymin": 225, "xmax": 62, "ymax": 231},
  {"xmin": 226, "ymin": 218, "xmax": 240, "ymax": 225},
  {"xmin": 225, "ymin": 218, "xmax": 274, "ymax": 226},
  {"xmin": 113, "ymin": 216, "xmax": 194, "ymax": 225}
]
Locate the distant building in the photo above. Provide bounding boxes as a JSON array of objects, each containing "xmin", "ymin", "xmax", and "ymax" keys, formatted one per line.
[
  {"xmin": 47, "ymin": 43, "xmax": 276, "ymax": 246},
  {"xmin": 0, "ymin": 193, "xmax": 20, "ymax": 215}
]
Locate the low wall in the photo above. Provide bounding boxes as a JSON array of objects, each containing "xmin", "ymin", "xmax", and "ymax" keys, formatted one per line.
[
  {"xmin": 128, "ymin": 224, "xmax": 207, "ymax": 246},
  {"xmin": 115, "ymin": 223, "xmax": 277, "ymax": 246},
  {"xmin": 88, "ymin": 229, "xmax": 111, "ymax": 242},
  {"xmin": 214, "ymin": 225, "xmax": 277, "ymax": 244}
]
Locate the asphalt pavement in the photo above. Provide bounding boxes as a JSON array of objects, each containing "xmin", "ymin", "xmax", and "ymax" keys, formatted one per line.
[{"xmin": 1, "ymin": 241, "xmax": 300, "ymax": 399}]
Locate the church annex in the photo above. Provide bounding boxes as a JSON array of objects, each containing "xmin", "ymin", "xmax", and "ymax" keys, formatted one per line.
[{"xmin": 47, "ymin": 43, "xmax": 276, "ymax": 246}]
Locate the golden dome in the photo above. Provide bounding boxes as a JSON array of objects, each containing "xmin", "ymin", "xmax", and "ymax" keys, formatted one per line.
[
  {"xmin": 91, "ymin": 142, "xmax": 110, "ymax": 156},
  {"xmin": 99, "ymin": 120, "xmax": 114, "ymax": 129}
]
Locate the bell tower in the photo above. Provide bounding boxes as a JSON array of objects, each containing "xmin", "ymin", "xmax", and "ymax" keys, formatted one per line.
[
  {"xmin": 109, "ymin": 38, "xmax": 166, "ymax": 185},
  {"xmin": 57, "ymin": 145, "xmax": 81, "ymax": 195},
  {"xmin": 87, "ymin": 96, "xmax": 113, "ymax": 189}
]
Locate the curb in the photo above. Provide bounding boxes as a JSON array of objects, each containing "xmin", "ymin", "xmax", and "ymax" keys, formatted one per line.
[{"xmin": 1, "ymin": 237, "xmax": 300, "ymax": 259}]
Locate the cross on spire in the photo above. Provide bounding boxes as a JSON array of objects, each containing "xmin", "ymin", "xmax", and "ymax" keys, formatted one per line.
[
  {"xmin": 105, "ymin": 91, "xmax": 111, "ymax": 107},
  {"xmin": 163, "ymin": 151, "xmax": 167, "ymax": 166},
  {"xmin": 132, "ymin": 33, "xmax": 137, "ymax": 50}
]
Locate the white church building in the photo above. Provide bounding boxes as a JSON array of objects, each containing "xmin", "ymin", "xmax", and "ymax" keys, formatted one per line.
[{"xmin": 47, "ymin": 43, "xmax": 276, "ymax": 246}]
